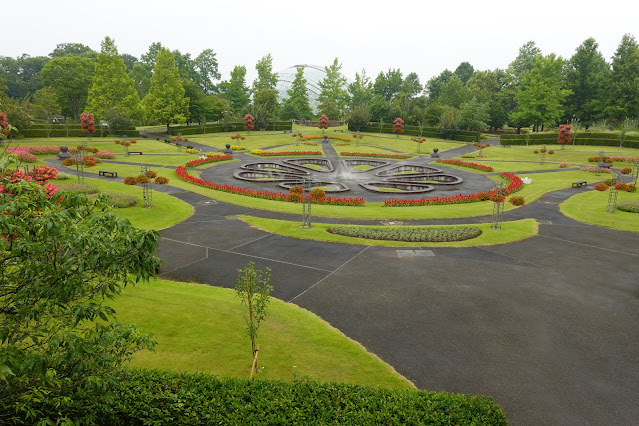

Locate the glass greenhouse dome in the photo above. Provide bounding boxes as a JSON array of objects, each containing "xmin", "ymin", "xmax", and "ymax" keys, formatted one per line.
[{"xmin": 276, "ymin": 64, "xmax": 349, "ymax": 114}]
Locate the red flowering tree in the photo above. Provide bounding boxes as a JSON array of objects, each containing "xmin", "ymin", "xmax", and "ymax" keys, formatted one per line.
[
  {"xmin": 80, "ymin": 113, "xmax": 96, "ymax": 137},
  {"xmin": 318, "ymin": 114, "xmax": 329, "ymax": 133},
  {"xmin": 0, "ymin": 112, "xmax": 17, "ymax": 140},
  {"xmin": 557, "ymin": 124, "xmax": 572, "ymax": 150},
  {"xmin": 393, "ymin": 117, "xmax": 404, "ymax": 138},
  {"xmin": 243, "ymin": 114, "xmax": 255, "ymax": 134}
]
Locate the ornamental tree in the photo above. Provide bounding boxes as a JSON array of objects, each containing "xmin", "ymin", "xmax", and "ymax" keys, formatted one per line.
[
  {"xmin": 557, "ymin": 124, "xmax": 572, "ymax": 149},
  {"xmin": 0, "ymin": 174, "xmax": 160, "ymax": 420},
  {"xmin": 243, "ymin": 114, "xmax": 255, "ymax": 133},
  {"xmin": 393, "ymin": 117, "xmax": 404, "ymax": 137},
  {"xmin": 318, "ymin": 114, "xmax": 329, "ymax": 133},
  {"xmin": 80, "ymin": 112, "xmax": 96, "ymax": 136}
]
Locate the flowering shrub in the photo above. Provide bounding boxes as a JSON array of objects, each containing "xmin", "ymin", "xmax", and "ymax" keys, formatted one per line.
[
  {"xmin": 287, "ymin": 192, "xmax": 302, "ymax": 203},
  {"xmin": 318, "ymin": 114, "xmax": 329, "ymax": 130},
  {"xmin": 509, "ymin": 196, "xmax": 525, "ymax": 206},
  {"xmin": 16, "ymin": 152, "xmax": 37, "ymax": 163},
  {"xmin": 586, "ymin": 156, "xmax": 639, "ymax": 163},
  {"xmin": 174, "ymin": 166, "xmax": 365, "ymax": 206},
  {"xmin": 491, "ymin": 194, "xmax": 506, "ymax": 203},
  {"xmin": 289, "ymin": 186, "xmax": 303, "ymax": 194},
  {"xmin": 231, "ymin": 134, "xmax": 246, "ymax": 141},
  {"xmin": 559, "ymin": 162, "xmax": 570, "ymax": 168},
  {"xmin": 621, "ymin": 167, "xmax": 633, "ymax": 174},
  {"xmin": 341, "ymin": 152, "xmax": 410, "ymax": 159},
  {"xmin": 250, "ymin": 149, "xmax": 263, "ymax": 155},
  {"xmin": 384, "ymin": 173, "xmax": 523, "ymax": 207},
  {"xmin": 206, "ymin": 152, "xmax": 227, "ymax": 158},
  {"xmin": 186, "ymin": 148, "xmax": 199, "ymax": 154},
  {"xmin": 255, "ymin": 151, "xmax": 322, "ymax": 157},
  {"xmin": 434, "ymin": 159, "xmax": 493, "ymax": 172},
  {"xmin": 533, "ymin": 150, "xmax": 539, "ymax": 154},
  {"xmin": 185, "ymin": 155, "xmax": 233, "ymax": 168},
  {"xmin": 155, "ymin": 176, "xmax": 169, "ymax": 185},
  {"xmin": 539, "ymin": 148, "xmax": 547, "ymax": 153},
  {"xmin": 230, "ymin": 145, "xmax": 247, "ymax": 151},
  {"xmin": 594, "ymin": 183, "xmax": 608, "ymax": 191},
  {"xmin": 580, "ymin": 166, "xmax": 612, "ymax": 173},
  {"xmin": 95, "ymin": 151, "xmax": 115, "ymax": 159},
  {"xmin": 8, "ymin": 146, "xmax": 61, "ymax": 156},
  {"xmin": 473, "ymin": 142, "xmax": 490, "ymax": 149},
  {"xmin": 352, "ymin": 134, "xmax": 364, "ymax": 140},
  {"xmin": 412, "ymin": 137, "xmax": 426, "ymax": 143},
  {"xmin": 62, "ymin": 158, "xmax": 77, "ymax": 166},
  {"xmin": 144, "ymin": 170, "xmax": 158, "ymax": 179},
  {"xmin": 243, "ymin": 114, "xmax": 254, "ymax": 131},
  {"xmin": 0, "ymin": 168, "xmax": 58, "ymax": 198},
  {"xmin": 123, "ymin": 176, "xmax": 137, "ymax": 185},
  {"xmin": 80, "ymin": 113, "xmax": 95, "ymax": 134},
  {"xmin": 614, "ymin": 182, "xmax": 637, "ymax": 192},
  {"xmin": 135, "ymin": 175, "xmax": 150, "ymax": 184},
  {"xmin": 548, "ymin": 150, "xmax": 554, "ymax": 155},
  {"xmin": 393, "ymin": 117, "xmax": 404, "ymax": 135},
  {"xmin": 122, "ymin": 141, "xmax": 131, "ymax": 147},
  {"xmin": 557, "ymin": 124, "xmax": 572, "ymax": 145},
  {"xmin": 130, "ymin": 139, "xmax": 137, "ymax": 144},
  {"xmin": 82, "ymin": 156, "xmax": 100, "ymax": 167},
  {"xmin": 77, "ymin": 146, "xmax": 98, "ymax": 153},
  {"xmin": 310, "ymin": 188, "xmax": 326, "ymax": 200}
]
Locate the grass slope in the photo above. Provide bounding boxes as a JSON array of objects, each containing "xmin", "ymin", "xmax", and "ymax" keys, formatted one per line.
[{"xmin": 560, "ymin": 190, "xmax": 639, "ymax": 232}]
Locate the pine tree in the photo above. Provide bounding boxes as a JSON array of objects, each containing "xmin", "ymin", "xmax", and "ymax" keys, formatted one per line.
[
  {"xmin": 318, "ymin": 58, "xmax": 349, "ymax": 119},
  {"xmin": 282, "ymin": 66, "xmax": 312, "ymax": 119},
  {"xmin": 142, "ymin": 48, "xmax": 189, "ymax": 132}
]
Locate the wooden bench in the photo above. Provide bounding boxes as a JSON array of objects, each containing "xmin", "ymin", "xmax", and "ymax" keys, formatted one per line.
[
  {"xmin": 572, "ymin": 180, "xmax": 587, "ymax": 188},
  {"xmin": 333, "ymin": 129, "xmax": 344, "ymax": 133},
  {"xmin": 128, "ymin": 151, "xmax": 143, "ymax": 155},
  {"xmin": 99, "ymin": 170, "xmax": 117, "ymax": 178}
]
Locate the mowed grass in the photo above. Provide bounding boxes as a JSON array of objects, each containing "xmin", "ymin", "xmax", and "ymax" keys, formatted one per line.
[
  {"xmin": 472, "ymin": 144, "xmax": 639, "ymax": 166},
  {"xmin": 560, "ymin": 190, "xmax": 639, "ymax": 232},
  {"xmin": 110, "ymin": 278, "xmax": 414, "ymax": 390},
  {"xmin": 56, "ymin": 177, "xmax": 192, "ymax": 230},
  {"xmin": 238, "ymin": 216, "xmax": 539, "ymax": 247}
]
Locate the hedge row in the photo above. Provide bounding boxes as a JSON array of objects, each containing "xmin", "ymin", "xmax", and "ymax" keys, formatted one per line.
[
  {"xmin": 20, "ymin": 128, "xmax": 140, "ymax": 138},
  {"xmin": 7, "ymin": 369, "xmax": 507, "ymax": 424},
  {"xmin": 169, "ymin": 121, "xmax": 293, "ymax": 135},
  {"xmin": 349, "ymin": 123, "xmax": 480, "ymax": 142},
  {"xmin": 500, "ymin": 132, "xmax": 639, "ymax": 149}
]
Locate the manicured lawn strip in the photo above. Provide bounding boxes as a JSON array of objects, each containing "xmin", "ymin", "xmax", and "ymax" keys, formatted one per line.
[
  {"xmin": 353, "ymin": 133, "xmax": 462, "ymax": 154},
  {"xmin": 455, "ymin": 160, "xmax": 579, "ymax": 173},
  {"xmin": 560, "ymin": 190, "xmax": 639, "ymax": 232},
  {"xmin": 102, "ymin": 154, "xmax": 198, "ymax": 166},
  {"xmin": 238, "ymin": 216, "xmax": 538, "ymax": 247},
  {"xmin": 56, "ymin": 177, "xmax": 192, "ymax": 230},
  {"xmin": 111, "ymin": 278, "xmax": 413, "ymax": 389},
  {"xmin": 474, "ymin": 145, "xmax": 639, "ymax": 166},
  {"xmin": 513, "ymin": 170, "xmax": 600, "ymax": 203}
]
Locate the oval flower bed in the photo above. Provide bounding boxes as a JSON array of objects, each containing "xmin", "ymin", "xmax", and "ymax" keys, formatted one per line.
[
  {"xmin": 7, "ymin": 145, "xmax": 61, "ymax": 156},
  {"xmin": 300, "ymin": 134, "xmax": 350, "ymax": 142},
  {"xmin": 341, "ymin": 152, "xmax": 410, "ymax": 159},
  {"xmin": 327, "ymin": 225, "xmax": 481, "ymax": 242},
  {"xmin": 383, "ymin": 173, "xmax": 523, "ymax": 207},
  {"xmin": 434, "ymin": 159, "xmax": 493, "ymax": 172}
]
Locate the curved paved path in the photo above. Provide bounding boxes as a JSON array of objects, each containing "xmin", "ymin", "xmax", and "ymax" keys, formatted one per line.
[{"xmin": 153, "ymin": 182, "xmax": 639, "ymax": 425}]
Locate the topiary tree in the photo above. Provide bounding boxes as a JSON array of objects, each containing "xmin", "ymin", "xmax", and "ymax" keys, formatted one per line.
[
  {"xmin": 0, "ymin": 172, "xmax": 160, "ymax": 420},
  {"xmin": 318, "ymin": 114, "xmax": 329, "ymax": 134},
  {"xmin": 243, "ymin": 114, "xmax": 255, "ymax": 134},
  {"xmin": 393, "ymin": 117, "xmax": 404, "ymax": 138},
  {"xmin": 557, "ymin": 124, "xmax": 572, "ymax": 150},
  {"xmin": 80, "ymin": 112, "xmax": 96, "ymax": 139}
]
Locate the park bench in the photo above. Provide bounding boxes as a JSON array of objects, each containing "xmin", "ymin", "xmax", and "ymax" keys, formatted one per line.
[
  {"xmin": 333, "ymin": 129, "xmax": 344, "ymax": 132},
  {"xmin": 128, "ymin": 151, "xmax": 143, "ymax": 155},
  {"xmin": 572, "ymin": 180, "xmax": 587, "ymax": 188},
  {"xmin": 283, "ymin": 129, "xmax": 292, "ymax": 133},
  {"xmin": 99, "ymin": 170, "xmax": 117, "ymax": 178}
]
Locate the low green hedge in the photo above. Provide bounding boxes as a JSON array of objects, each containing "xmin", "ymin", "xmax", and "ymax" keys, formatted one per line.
[
  {"xmin": 616, "ymin": 200, "xmax": 639, "ymax": 213},
  {"xmin": 500, "ymin": 132, "xmax": 639, "ymax": 148},
  {"xmin": 327, "ymin": 225, "xmax": 482, "ymax": 242},
  {"xmin": 169, "ymin": 121, "xmax": 292, "ymax": 135},
  {"xmin": 7, "ymin": 369, "xmax": 507, "ymax": 424},
  {"xmin": 350, "ymin": 123, "xmax": 480, "ymax": 142}
]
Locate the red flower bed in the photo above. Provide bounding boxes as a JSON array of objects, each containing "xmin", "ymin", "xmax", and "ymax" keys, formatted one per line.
[
  {"xmin": 257, "ymin": 151, "xmax": 322, "ymax": 157},
  {"xmin": 174, "ymin": 166, "xmax": 365, "ymax": 206},
  {"xmin": 383, "ymin": 173, "xmax": 523, "ymax": 207},
  {"xmin": 341, "ymin": 152, "xmax": 410, "ymax": 159},
  {"xmin": 185, "ymin": 156, "xmax": 233, "ymax": 167},
  {"xmin": 434, "ymin": 159, "xmax": 493, "ymax": 172}
]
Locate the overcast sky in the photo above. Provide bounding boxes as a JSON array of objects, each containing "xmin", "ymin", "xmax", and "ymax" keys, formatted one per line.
[{"xmin": 5, "ymin": 0, "xmax": 638, "ymax": 86}]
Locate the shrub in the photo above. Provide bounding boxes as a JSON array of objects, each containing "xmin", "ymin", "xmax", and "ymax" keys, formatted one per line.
[
  {"xmin": 548, "ymin": 150, "xmax": 554, "ymax": 154},
  {"xmin": 206, "ymin": 152, "xmax": 226, "ymax": 158},
  {"xmin": 580, "ymin": 167, "xmax": 612, "ymax": 173},
  {"xmin": 627, "ymin": 184, "xmax": 637, "ymax": 192},
  {"xmin": 102, "ymin": 192, "xmax": 138, "ymax": 208},
  {"xmin": 62, "ymin": 158, "xmax": 77, "ymax": 166},
  {"xmin": 16, "ymin": 152, "xmax": 37, "ymax": 162},
  {"xmin": 56, "ymin": 183, "xmax": 100, "ymax": 194},
  {"xmin": 114, "ymin": 140, "xmax": 122, "ymax": 145},
  {"xmin": 144, "ymin": 170, "xmax": 158, "ymax": 179},
  {"xmin": 508, "ymin": 196, "xmax": 525, "ymax": 206},
  {"xmin": 122, "ymin": 141, "xmax": 131, "ymax": 147},
  {"xmin": 287, "ymin": 192, "xmax": 302, "ymax": 202},
  {"xmin": 603, "ymin": 179, "xmax": 614, "ymax": 186},
  {"xmin": 57, "ymin": 172, "xmax": 72, "ymax": 180},
  {"xmin": 123, "ymin": 176, "xmax": 137, "ymax": 185},
  {"xmin": 289, "ymin": 186, "xmax": 303, "ymax": 195},
  {"xmin": 310, "ymin": 188, "xmax": 326, "ymax": 200},
  {"xmin": 533, "ymin": 150, "xmax": 539, "ymax": 154},
  {"xmin": 135, "ymin": 174, "xmax": 150, "ymax": 184},
  {"xmin": 327, "ymin": 225, "xmax": 481, "ymax": 242},
  {"xmin": 82, "ymin": 156, "xmax": 100, "ymax": 167},
  {"xmin": 154, "ymin": 176, "xmax": 169, "ymax": 185},
  {"xmin": 230, "ymin": 145, "xmax": 247, "ymax": 151},
  {"xmin": 186, "ymin": 148, "xmax": 199, "ymax": 154},
  {"xmin": 616, "ymin": 200, "xmax": 639, "ymax": 213},
  {"xmin": 621, "ymin": 167, "xmax": 633, "ymax": 174},
  {"xmin": 559, "ymin": 162, "xmax": 570, "ymax": 168},
  {"xmin": 130, "ymin": 139, "xmax": 137, "ymax": 144},
  {"xmin": 95, "ymin": 151, "xmax": 115, "ymax": 159},
  {"xmin": 594, "ymin": 183, "xmax": 609, "ymax": 191}
]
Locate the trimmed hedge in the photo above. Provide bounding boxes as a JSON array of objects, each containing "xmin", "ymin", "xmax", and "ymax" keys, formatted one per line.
[
  {"xmin": 327, "ymin": 225, "xmax": 482, "ymax": 242},
  {"xmin": 169, "ymin": 121, "xmax": 293, "ymax": 135},
  {"xmin": 349, "ymin": 122, "xmax": 480, "ymax": 142},
  {"xmin": 500, "ymin": 132, "xmax": 639, "ymax": 149},
  {"xmin": 616, "ymin": 200, "xmax": 639, "ymax": 213},
  {"xmin": 21, "ymin": 128, "xmax": 140, "ymax": 138},
  {"xmin": 7, "ymin": 369, "xmax": 507, "ymax": 424}
]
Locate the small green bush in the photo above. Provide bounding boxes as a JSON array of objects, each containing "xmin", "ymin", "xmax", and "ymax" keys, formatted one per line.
[
  {"xmin": 103, "ymin": 192, "xmax": 138, "ymax": 208},
  {"xmin": 327, "ymin": 225, "xmax": 481, "ymax": 242},
  {"xmin": 56, "ymin": 172, "xmax": 72, "ymax": 180},
  {"xmin": 616, "ymin": 200, "xmax": 639, "ymax": 213},
  {"xmin": 56, "ymin": 183, "xmax": 100, "ymax": 194},
  {"xmin": 6, "ymin": 369, "xmax": 507, "ymax": 424}
]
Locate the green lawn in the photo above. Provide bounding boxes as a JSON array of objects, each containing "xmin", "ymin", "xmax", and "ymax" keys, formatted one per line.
[
  {"xmin": 56, "ymin": 177, "xmax": 193, "ymax": 230},
  {"xmin": 560, "ymin": 190, "xmax": 639, "ymax": 232},
  {"xmin": 110, "ymin": 278, "xmax": 414, "ymax": 390},
  {"xmin": 238, "ymin": 216, "xmax": 539, "ymax": 247},
  {"xmin": 474, "ymin": 145, "xmax": 639, "ymax": 166}
]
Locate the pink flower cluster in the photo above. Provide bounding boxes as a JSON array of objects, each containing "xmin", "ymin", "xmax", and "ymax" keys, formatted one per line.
[
  {"xmin": 580, "ymin": 166, "xmax": 612, "ymax": 174},
  {"xmin": 0, "ymin": 165, "xmax": 59, "ymax": 198},
  {"xmin": 95, "ymin": 151, "xmax": 115, "ymax": 159},
  {"xmin": 383, "ymin": 173, "xmax": 523, "ymax": 207}
]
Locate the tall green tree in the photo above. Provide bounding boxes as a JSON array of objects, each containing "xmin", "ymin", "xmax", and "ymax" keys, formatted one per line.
[
  {"xmin": 142, "ymin": 48, "xmax": 189, "ymax": 132},
  {"xmin": 512, "ymin": 54, "xmax": 571, "ymax": 131},
  {"xmin": 401, "ymin": 72, "xmax": 423, "ymax": 97},
  {"xmin": 218, "ymin": 65, "xmax": 251, "ymax": 114},
  {"xmin": 172, "ymin": 50, "xmax": 199, "ymax": 82},
  {"xmin": 253, "ymin": 54, "xmax": 278, "ymax": 91},
  {"xmin": 348, "ymin": 69, "xmax": 374, "ymax": 107},
  {"xmin": 85, "ymin": 37, "xmax": 142, "ymax": 122},
  {"xmin": 425, "ymin": 69, "xmax": 454, "ymax": 101},
  {"xmin": 253, "ymin": 88, "xmax": 279, "ymax": 130},
  {"xmin": 28, "ymin": 86, "xmax": 61, "ymax": 121},
  {"xmin": 0, "ymin": 55, "xmax": 48, "ymax": 99},
  {"xmin": 437, "ymin": 75, "xmax": 469, "ymax": 109},
  {"xmin": 41, "ymin": 55, "xmax": 94, "ymax": 121},
  {"xmin": 49, "ymin": 43, "xmax": 95, "ymax": 58},
  {"xmin": 281, "ymin": 66, "xmax": 312, "ymax": 120},
  {"xmin": 141, "ymin": 42, "xmax": 164, "ymax": 71},
  {"xmin": 454, "ymin": 62, "xmax": 475, "ymax": 84},
  {"xmin": 193, "ymin": 49, "xmax": 221, "ymax": 94},
  {"xmin": 373, "ymin": 69, "xmax": 403, "ymax": 101},
  {"xmin": 604, "ymin": 34, "xmax": 639, "ymax": 122},
  {"xmin": 317, "ymin": 58, "xmax": 349, "ymax": 118},
  {"xmin": 564, "ymin": 38, "xmax": 609, "ymax": 126},
  {"xmin": 458, "ymin": 97, "xmax": 490, "ymax": 131},
  {"xmin": 129, "ymin": 63, "xmax": 152, "ymax": 98}
]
